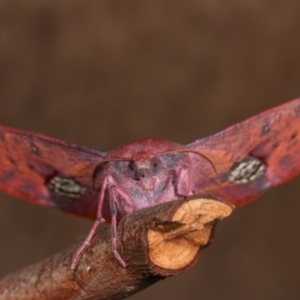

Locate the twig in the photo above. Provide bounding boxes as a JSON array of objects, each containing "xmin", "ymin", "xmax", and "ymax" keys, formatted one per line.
[{"xmin": 0, "ymin": 195, "xmax": 233, "ymax": 300}]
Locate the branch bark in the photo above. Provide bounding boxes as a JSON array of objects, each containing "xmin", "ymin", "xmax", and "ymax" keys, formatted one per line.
[{"xmin": 0, "ymin": 195, "xmax": 233, "ymax": 300}]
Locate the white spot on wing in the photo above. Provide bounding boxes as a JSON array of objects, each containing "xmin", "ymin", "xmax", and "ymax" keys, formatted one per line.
[
  {"xmin": 228, "ymin": 157, "xmax": 266, "ymax": 184},
  {"xmin": 48, "ymin": 176, "xmax": 87, "ymax": 197}
]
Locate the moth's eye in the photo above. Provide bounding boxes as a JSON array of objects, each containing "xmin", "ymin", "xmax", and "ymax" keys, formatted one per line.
[
  {"xmin": 149, "ymin": 157, "xmax": 163, "ymax": 176},
  {"xmin": 127, "ymin": 160, "xmax": 139, "ymax": 180}
]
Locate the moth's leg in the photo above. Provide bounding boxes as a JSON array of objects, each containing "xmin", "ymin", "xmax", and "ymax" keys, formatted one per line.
[
  {"xmin": 170, "ymin": 166, "xmax": 191, "ymax": 197},
  {"xmin": 109, "ymin": 186, "xmax": 127, "ymax": 267},
  {"xmin": 71, "ymin": 176, "xmax": 108, "ymax": 270}
]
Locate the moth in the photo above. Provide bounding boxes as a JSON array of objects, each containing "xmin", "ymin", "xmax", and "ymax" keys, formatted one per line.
[{"xmin": 1, "ymin": 98, "xmax": 300, "ymax": 269}]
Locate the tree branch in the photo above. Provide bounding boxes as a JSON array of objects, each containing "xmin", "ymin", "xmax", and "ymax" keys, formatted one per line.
[{"xmin": 0, "ymin": 195, "xmax": 233, "ymax": 300}]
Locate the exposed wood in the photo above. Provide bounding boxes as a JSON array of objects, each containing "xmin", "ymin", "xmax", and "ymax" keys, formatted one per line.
[{"xmin": 0, "ymin": 195, "xmax": 233, "ymax": 300}]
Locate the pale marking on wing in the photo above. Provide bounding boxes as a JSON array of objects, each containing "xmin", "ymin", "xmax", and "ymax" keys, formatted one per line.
[
  {"xmin": 228, "ymin": 157, "xmax": 266, "ymax": 184},
  {"xmin": 48, "ymin": 175, "xmax": 87, "ymax": 198}
]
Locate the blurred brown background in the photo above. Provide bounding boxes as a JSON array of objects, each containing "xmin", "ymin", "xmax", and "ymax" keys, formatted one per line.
[{"xmin": 0, "ymin": 0, "xmax": 300, "ymax": 299}]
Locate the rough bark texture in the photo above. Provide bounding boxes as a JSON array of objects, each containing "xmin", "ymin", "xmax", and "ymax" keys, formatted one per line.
[{"xmin": 0, "ymin": 196, "xmax": 233, "ymax": 300}]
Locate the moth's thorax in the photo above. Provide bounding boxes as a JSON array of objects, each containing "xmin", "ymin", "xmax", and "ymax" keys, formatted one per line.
[{"xmin": 106, "ymin": 138, "xmax": 183, "ymax": 160}]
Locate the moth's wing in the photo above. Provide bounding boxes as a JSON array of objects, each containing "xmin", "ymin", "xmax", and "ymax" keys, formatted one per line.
[
  {"xmin": 0, "ymin": 125, "xmax": 106, "ymax": 219},
  {"xmin": 187, "ymin": 98, "xmax": 300, "ymax": 207}
]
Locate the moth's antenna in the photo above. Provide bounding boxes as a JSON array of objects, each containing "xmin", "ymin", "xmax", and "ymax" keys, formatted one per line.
[
  {"xmin": 185, "ymin": 149, "xmax": 218, "ymax": 174},
  {"xmin": 92, "ymin": 158, "xmax": 123, "ymax": 188},
  {"xmin": 92, "ymin": 160, "xmax": 109, "ymax": 189},
  {"xmin": 162, "ymin": 149, "xmax": 218, "ymax": 175},
  {"xmin": 92, "ymin": 150, "xmax": 217, "ymax": 189}
]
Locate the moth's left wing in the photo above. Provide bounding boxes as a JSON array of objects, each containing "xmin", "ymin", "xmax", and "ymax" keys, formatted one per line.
[
  {"xmin": 0, "ymin": 125, "xmax": 106, "ymax": 219},
  {"xmin": 187, "ymin": 98, "xmax": 300, "ymax": 206}
]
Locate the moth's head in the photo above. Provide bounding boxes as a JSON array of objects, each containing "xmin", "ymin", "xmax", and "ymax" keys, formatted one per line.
[
  {"xmin": 100, "ymin": 138, "xmax": 183, "ymax": 192},
  {"xmin": 94, "ymin": 139, "xmax": 188, "ymax": 192},
  {"xmin": 126, "ymin": 157, "xmax": 164, "ymax": 191}
]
